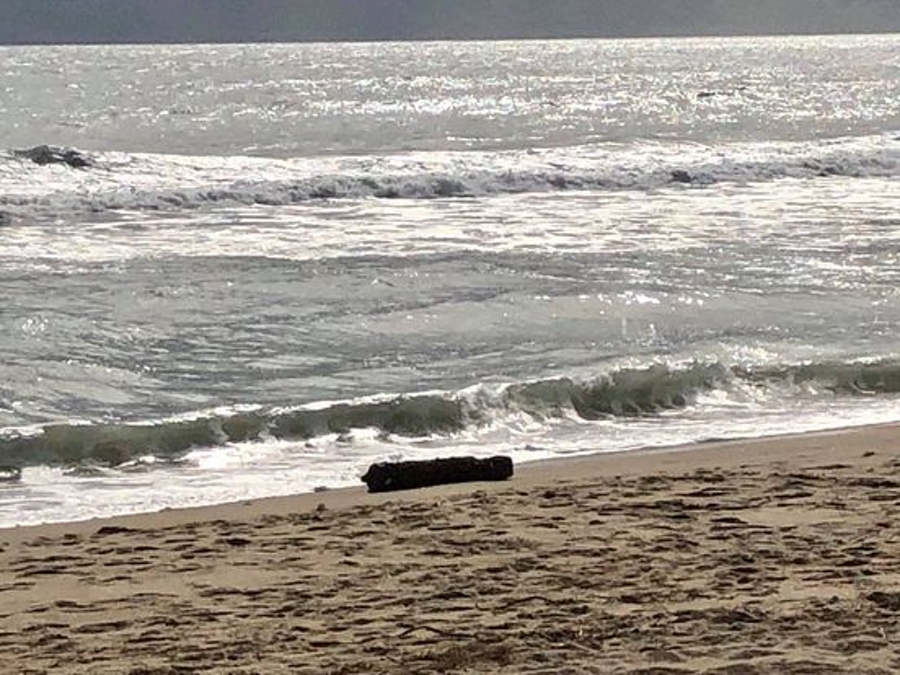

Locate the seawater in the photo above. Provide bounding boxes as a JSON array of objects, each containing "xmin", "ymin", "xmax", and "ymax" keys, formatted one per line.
[{"xmin": 2, "ymin": 35, "xmax": 900, "ymax": 526}]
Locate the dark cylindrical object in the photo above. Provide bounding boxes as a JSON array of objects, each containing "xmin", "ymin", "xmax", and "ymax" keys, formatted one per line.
[{"xmin": 362, "ymin": 456, "xmax": 513, "ymax": 493}]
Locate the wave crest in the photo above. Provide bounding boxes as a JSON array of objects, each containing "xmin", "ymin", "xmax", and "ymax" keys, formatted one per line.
[
  {"xmin": 4, "ymin": 358, "xmax": 900, "ymax": 469},
  {"xmin": 1, "ymin": 135, "xmax": 897, "ymax": 219}
]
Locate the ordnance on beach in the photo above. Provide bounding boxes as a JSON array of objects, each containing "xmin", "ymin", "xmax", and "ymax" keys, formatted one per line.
[{"xmin": 361, "ymin": 456, "xmax": 513, "ymax": 493}]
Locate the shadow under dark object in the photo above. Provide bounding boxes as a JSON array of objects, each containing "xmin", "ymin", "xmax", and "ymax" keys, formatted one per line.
[{"xmin": 362, "ymin": 456, "xmax": 513, "ymax": 493}]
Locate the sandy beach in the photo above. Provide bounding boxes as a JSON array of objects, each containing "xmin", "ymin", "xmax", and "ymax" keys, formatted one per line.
[{"xmin": 2, "ymin": 424, "xmax": 900, "ymax": 674}]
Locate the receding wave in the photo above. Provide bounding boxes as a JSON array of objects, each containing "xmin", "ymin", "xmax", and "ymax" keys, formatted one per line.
[
  {"xmin": 3, "ymin": 359, "xmax": 900, "ymax": 469},
  {"xmin": 0, "ymin": 135, "xmax": 897, "ymax": 219}
]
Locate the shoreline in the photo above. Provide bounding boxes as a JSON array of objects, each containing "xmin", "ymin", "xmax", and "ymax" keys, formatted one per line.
[
  {"xmin": 3, "ymin": 421, "xmax": 900, "ymax": 673},
  {"xmin": 3, "ymin": 421, "xmax": 898, "ymax": 541}
]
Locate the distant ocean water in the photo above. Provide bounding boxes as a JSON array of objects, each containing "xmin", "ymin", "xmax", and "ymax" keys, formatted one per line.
[{"xmin": 2, "ymin": 35, "xmax": 900, "ymax": 526}]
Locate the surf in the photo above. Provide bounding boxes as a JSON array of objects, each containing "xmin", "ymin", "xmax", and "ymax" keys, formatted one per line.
[
  {"xmin": 4, "ymin": 358, "xmax": 900, "ymax": 470},
  {"xmin": 1, "ymin": 134, "xmax": 897, "ymax": 221}
]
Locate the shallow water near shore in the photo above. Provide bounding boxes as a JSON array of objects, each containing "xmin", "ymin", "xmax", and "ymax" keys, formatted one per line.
[{"xmin": 2, "ymin": 34, "xmax": 900, "ymax": 526}]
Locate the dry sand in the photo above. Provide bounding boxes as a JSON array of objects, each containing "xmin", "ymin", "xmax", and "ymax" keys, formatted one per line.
[{"xmin": 2, "ymin": 425, "xmax": 900, "ymax": 674}]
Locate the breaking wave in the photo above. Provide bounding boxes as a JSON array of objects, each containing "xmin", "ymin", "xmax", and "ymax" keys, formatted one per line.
[
  {"xmin": 0, "ymin": 135, "xmax": 897, "ymax": 219},
  {"xmin": 3, "ymin": 358, "xmax": 900, "ymax": 469}
]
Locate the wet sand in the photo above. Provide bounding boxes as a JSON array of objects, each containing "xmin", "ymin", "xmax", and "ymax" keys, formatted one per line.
[{"xmin": 2, "ymin": 425, "xmax": 900, "ymax": 674}]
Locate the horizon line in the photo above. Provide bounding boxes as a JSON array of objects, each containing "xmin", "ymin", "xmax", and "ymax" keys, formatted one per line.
[{"xmin": 1, "ymin": 29, "xmax": 898, "ymax": 48}]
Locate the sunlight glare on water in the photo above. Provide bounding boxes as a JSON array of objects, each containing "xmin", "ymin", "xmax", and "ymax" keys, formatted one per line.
[{"xmin": 1, "ymin": 35, "xmax": 899, "ymax": 524}]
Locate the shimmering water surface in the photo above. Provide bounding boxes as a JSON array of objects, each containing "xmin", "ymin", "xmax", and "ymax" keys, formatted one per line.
[{"xmin": 2, "ymin": 35, "xmax": 900, "ymax": 526}]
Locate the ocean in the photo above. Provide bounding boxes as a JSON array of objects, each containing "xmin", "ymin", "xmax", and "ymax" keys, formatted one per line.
[{"xmin": 1, "ymin": 34, "xmax": 899, "ymax": 526}]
